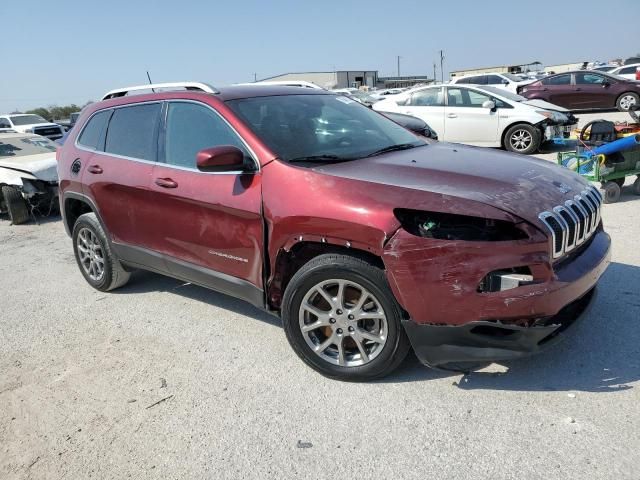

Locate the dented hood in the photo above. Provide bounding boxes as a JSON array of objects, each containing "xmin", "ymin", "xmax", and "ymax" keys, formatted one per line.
[
  {"xmin": 314, "ymin": 143, "xmax": 591, "ymax": 228},
  {"xmin": 0, "ymin": 153, "xmax": 58, "ymax": 182}
]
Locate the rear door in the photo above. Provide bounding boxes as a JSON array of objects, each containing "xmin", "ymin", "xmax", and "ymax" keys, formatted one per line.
[
  {"xmin": 443, "ymin": 87, "xmax": 499, "ymax": 145},
  {"xmin": 147, "ymin": 100, "xmax": 264, "ymax": 291},
  {"xmin": 540, "ymin": 74, "xmax": 573, "ymax": 107},
  {"xmin": 80, "ymin": 103, "xmax": 161, "ymax": 252},
  {"xmin": 400, "ymin": 87, "xmax": 445, "ymax": 139}
]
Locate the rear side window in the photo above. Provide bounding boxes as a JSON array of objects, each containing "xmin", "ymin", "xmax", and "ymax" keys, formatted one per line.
[
  {"xmin": 77, "ymin": 110, "xmax": 111, "ymax": 150},
  {"xmin": 618, "ymin": 66, "xmax": 637, "ymax": 75},
  {"xmin": 164, "ymin": 102, "xmax": 249, "ymax": 169},
  {"xmin": 542, "ymin": 74, "xmax": 571, "ymax": 85},
  {"xmin": 105, "ymin": 103, "xmax": 161, "ymax": 161}
]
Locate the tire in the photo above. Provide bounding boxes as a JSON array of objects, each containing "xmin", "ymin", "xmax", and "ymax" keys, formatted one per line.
[
  {"xmin": 611, "ymin": 178, "xmax": 625, "ymax": 188},
  {"xmin": 281, "ymin": 254, "xmax": 410, "ymax": 381},
  {"xmin": 600, "ymin": 181, "xmax": 621, "ymax": 204},
  {"xmin": 633, "ymin": 176, "xmax": 640, "ymax": 196},
  {"xmin": 504, "ymin": 123, "xmax": 541, "ymax": 155},
  {"xmin": 72, "ymin": 212, "xmax": 130, "ymax": 291},
  {"xmin": 616, "ymin": 92, "xmax": 639, "ymax": 112},
  {"xmin": 1, "ymin": 186, "xmax": 30, "ymax": 225}
]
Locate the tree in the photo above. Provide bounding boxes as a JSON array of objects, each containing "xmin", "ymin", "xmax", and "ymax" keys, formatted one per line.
[{"xmin": 25, "ymin": 107, "xmax": 51, "ymax": 120}]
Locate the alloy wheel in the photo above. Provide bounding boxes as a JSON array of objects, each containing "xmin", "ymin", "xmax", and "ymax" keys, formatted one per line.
[
  {"xmin": 77, "ymin": 227, "xmax": 105, "ymax": 281},
  {"xmin": 509, "ymin": 129, "xmax": 533, "ymax": 151},
  {"xmin": 619, "ymin": 95, "xmax": 637, "ymax": 111},
  {"xmin": 298, "ymin": 279, "xmax": 388, "ymax": 367}
]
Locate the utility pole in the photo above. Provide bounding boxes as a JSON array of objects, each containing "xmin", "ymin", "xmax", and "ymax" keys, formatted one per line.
[
  {"xmin": 253, "ymin": 73, "xmax": 257, "ymax": 82},
  {"xmin": 397, "ymin": 56, "xmax": 401, "ymax": 77},
  {"xmin": 433, "ymin": 62, "xmax": 437, "ymax": 83},
  {"xmin": 440, "ymin": 50, "xmax": 445, "ymax": 84}
]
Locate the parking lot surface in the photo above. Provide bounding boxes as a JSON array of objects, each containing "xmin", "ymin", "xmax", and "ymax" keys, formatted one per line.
[{"xmin": 1, "ymin": 112, "xmax": 639, "ymax": 479}]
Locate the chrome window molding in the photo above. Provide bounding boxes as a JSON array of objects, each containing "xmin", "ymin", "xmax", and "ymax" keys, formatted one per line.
[{"xmin": 74, "ymin": 99, "xmax": 260, "ymax": 176}]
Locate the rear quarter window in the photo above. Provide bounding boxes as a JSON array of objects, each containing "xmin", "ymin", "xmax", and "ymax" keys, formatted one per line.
[
  {"xmin": 105, "ymin": 103, "xmax": 161, "ymax": 161},
  {"xmin": 77, "ymin": 110, "xmax": 111, "ymax": 150}
]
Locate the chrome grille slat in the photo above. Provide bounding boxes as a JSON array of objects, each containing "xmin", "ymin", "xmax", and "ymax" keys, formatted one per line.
[{"xmin": 539, "ymin": 185, "xmax": 602, "ymax": 260}]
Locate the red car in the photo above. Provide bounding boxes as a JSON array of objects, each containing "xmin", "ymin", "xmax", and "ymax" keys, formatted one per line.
[
  {"xmin": 57, "ymin": 82, "xmax": 610, "ymax": 380},
  {"xmin": 520, "ymin": 70, "xmax": 640, "ymax": 111}
]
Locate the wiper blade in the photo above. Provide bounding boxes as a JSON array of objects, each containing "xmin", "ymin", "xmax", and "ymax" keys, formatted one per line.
[
  {"xmin": 366, "ymin": 143, "xmax": 418, "ymax": 157},
  {"xmin": 288, "ymin": 155, "xmax": 345, "ymax": 163}
]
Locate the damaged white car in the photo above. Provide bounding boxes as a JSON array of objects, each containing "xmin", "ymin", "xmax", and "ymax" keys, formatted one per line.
[{"xmin": 0, "ymin": 133, "xmax": 59, "ymax": 224}]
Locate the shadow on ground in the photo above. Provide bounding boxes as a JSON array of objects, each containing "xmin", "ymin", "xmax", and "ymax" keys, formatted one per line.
[{"xmin": 106, "ymin": 258, "xmax": 640, "ymax": 393}]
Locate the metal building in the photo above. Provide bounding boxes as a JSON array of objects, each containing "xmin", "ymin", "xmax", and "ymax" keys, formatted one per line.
[{"xmin": 258, "ymin": 71, "xmax": 378, "ymax": 89}]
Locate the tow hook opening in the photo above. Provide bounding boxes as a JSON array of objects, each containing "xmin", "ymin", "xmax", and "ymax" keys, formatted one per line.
[{"xmin": 477, "ymin": 267, "xmax": 534, "ymax": 292}]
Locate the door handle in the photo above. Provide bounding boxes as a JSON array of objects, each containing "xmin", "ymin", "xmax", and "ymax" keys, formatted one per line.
[
  {"xmin": 447, "ymin": 113, "xmax": 457, "ymax": 118},
  {"xmin": 155, "ymin": 177, "xmax": 178, "ymax": 189},
  {"xmin": 87, "ymin": 165, "xmax": 103, "ymax": 174},
  {"xmin": 575, "ymin": 88, "xmax": 582, "ymax": 91}
]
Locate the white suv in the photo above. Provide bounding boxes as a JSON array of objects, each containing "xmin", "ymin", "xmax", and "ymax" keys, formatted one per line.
[
  {"xmin": 0, "ymin": 114, "xmax": 64, "ymax": 141},
  {"xmin": 373, "ymin": 84, "xmax": 576, "ymax": 154},
  {"xmin": 450, "ymin": 73, "xmax": 534, "ymax": 94},
  {"xmin": 609, "ymin": 63, "xmax": 640, "ymax": 81}
]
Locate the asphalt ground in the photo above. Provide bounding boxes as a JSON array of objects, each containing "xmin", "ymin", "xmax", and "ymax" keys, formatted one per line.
[{"xmin": 1, "ymin": 110, "xmax": 638, "ymax": 479}]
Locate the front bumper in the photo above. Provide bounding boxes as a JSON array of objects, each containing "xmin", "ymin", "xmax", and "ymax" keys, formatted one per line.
[
  {"xmin": 383, "ymin": 227, "xmax": 610, "ymax": 367},
  {"xmin": 403, "ymin": 287, "xmax": 596, "ymax": 367}
]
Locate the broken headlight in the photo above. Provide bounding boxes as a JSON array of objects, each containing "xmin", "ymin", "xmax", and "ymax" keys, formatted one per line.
[{"xmin": 394, "ymin": 209, "xmax": 528, "ymax": 241}]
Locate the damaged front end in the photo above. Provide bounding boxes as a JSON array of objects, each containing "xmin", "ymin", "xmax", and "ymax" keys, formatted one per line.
[{"xmin": 539, "ymin": 111, "xmax": 578, "ymax": 142}]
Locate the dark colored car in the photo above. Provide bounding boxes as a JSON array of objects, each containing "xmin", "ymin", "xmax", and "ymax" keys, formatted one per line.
[
  {"xmin": 57, "ymin": 82, "xmax": 610, "ymax": 381},
  {"xmin": 381, "ymin": 112, "xmax": 438, "ymax": 140},
  {"xmin": 520, "ymin": 71, "xmax": 640, "ymax": 111}
]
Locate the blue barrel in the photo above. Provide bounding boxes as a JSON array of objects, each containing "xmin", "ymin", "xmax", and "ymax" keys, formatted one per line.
[{"xmin": 586, "ymin": 134, "xmax": 640, "ymax": 157}]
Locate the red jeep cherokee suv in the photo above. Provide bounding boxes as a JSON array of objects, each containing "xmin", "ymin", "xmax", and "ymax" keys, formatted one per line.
[{"xmin": 57, "ymin": 82, "xmax": 610, "ymax": 381}]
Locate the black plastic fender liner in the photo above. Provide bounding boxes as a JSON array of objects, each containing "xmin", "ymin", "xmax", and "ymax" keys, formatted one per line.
[{"xmin": 402, "ymin": 288, "xmax": 597, "ymax": 367}]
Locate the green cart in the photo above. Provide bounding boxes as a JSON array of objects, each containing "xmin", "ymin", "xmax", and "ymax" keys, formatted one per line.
[{"xmin": 558, "ymin": 146, "xmax": 640, "ymax": 203}]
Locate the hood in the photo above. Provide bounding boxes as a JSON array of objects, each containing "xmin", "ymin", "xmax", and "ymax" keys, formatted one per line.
[
  {"xmin": 521, "ymin": 98, "xmax": 569, "ymax": 112},
  {"xmin": 0, "ymin": 152, "xmax": 58, "ymax": 182},
  {"xmin": 314, "ymin": 143, "xmax": 590, "ymax": 228}
]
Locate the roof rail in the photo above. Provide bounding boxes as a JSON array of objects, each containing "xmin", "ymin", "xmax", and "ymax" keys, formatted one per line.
[{"xmin": 101, "ymin": 82, "xmax": 219, "ymax": 100}]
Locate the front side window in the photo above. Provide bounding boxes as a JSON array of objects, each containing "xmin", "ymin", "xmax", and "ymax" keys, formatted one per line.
[
  {"xmin": 409, "ymin": 88, "xmax": 444, "ymax": 106},
  {"xmin": 618, "ymin": 66, "xmax": 637, "ymax": 75},
  {"xmin": 0, "ymin": 118, "xmax": 11, "ymax": 128},
  {"xmin": 226, "ymin": 94, "xmax": 424, "ymax": 163},
  {"xmin": 486, "ymin": 75, "xmax": 505, "ymax": 85},
  {"xmin": 542, "ymin": 74, "xmax": 571, "ymax": 85},
  {"xmin": 105, "ymin": 103, "xmax": 161, "ymax": 161},
  {"xmin": 9, "ymin": 115, "xmax": 47, "ymax": 126},
  {"xmin": 575, "ymin": 73, "xmax": 606, "ymax": 85},
  {"xmin": 164, "ymin": 102, "xmax": 250, "ymax": 169},
  {"xmin": 447, "ymin": 88, "xmax": 492, "ymax": 107},
  {"xmin": 78, "ymin": 110, "xmax": 111, "ymax": 150}
]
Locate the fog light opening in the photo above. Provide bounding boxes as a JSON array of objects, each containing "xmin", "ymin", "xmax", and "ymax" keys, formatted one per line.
[{"xmin": 478, "ymin": 267, "xmax": 534, "ymax": 293}]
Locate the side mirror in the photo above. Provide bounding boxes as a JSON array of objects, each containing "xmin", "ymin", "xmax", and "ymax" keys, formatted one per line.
[
  {"xmin": 602, "ymin": 81, "xmax": 610, "ymax": 88},
  {"xmin": 196, "ymin": 145, "xmax": 246, "ymax": 172},
  {"xmin": 482, "ymin": 100, "xmax": 496, "ymax": 110},
  {"xmin": 502, "ymin": 79, "xmax": 510, "ymax": 85}
]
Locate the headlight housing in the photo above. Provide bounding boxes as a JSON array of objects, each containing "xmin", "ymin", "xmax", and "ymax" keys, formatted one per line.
[{"xmin": 394, "ymin": 209, "xmax": 528, "ymax": 241}]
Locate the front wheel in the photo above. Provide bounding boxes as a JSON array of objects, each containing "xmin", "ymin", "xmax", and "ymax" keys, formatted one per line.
[
  {"xmin": 601, "ymin": 181, "xmax": 621, "ymax": 204},
  {"xmin": 504, "ymin": 124, "xmax": 541, "ymax": 155},
  {"xmin": 281, "ymin": 254, "xmax": 410, "ymax": 381},
  {"xmin": 616, "ymin": 92, "xmax": 639, "ymax": 112},
  {"xmin": 1, "ymin": 186, "xmax": 30, "ymax": 225}
]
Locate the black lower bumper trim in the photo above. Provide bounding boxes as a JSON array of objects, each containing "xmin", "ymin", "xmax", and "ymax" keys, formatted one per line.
[{"xmin": 403, "ymin": 288, "xmax": 596, "ymax": 367}]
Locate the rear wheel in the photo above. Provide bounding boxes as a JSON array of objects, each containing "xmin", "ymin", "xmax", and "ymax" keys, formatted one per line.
[
  {"xmin": 72, "ymin": 212, "xmax": 130, "ymax": 291},
  {"xmin": 504, "ymin": 124, "xmax": 541, "ymax": 155},
  {"xmin": 1, "ymin": 186, "xmax": 30, "ymax": 225},
  {"xmin": 617, "ymin": 92, "xmax": 639, "ymax": 112},
  {"xmin": 632, "ymin": 176, "xmax": 640, "ymax": 195},
  {"xmin": 282, "ymin": 254, "xmax": 410, "ymax": 381},
  {"xmin": 611, "ymin": 178, "xmax": 625, "ymax": 188},
  {"xmin": 601, "ymin": 181, "xmax": 621, "ymax": 203}
]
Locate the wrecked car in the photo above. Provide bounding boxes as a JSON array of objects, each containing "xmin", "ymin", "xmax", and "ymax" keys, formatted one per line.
[
  {"xmin": 57, "ymin": 82, "xmax": 610, "ymax": 381},
  {"xmin": 0, "ymin": 133, "xmax": 59, "ymax": 224}
]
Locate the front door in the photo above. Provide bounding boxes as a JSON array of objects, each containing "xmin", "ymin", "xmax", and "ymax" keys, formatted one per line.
[
  {"xmin": 147, "ymin": 101, "xmax": 264, "ymax": 293},
  {"xmin": 572, "ymin": 72, "xmax": 615, "ymax": 109},
  {"xmin": 443, "ymin": 87, "xmax": 499, "ymax": 145}
]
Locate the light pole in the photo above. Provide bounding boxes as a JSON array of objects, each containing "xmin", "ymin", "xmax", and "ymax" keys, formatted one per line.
[{"xmin": 397, "ymin": 56, "xmax": 401, "ymax": 77}]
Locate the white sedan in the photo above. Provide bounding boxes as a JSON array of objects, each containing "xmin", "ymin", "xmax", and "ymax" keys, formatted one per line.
[
  {"xmin": 373, "ymin": 84, "xmax": 576, "ymax": 154},
  {"xmin": 450, "ymin": 72, "xmax": 534, "ymax": 94},
  {"xmin": 609, "ymin": 63, "xmax": 640, "ymax": 81}
]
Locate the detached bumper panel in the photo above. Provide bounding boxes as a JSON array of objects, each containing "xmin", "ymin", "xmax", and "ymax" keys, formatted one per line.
[{"xmin": 403, "ymin": 288, "xmax": 596, "ymax": 367}]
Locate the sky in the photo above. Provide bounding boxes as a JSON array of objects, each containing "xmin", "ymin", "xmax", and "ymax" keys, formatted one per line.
[{"xmin": 1, "ymin": 0, "xmax": 638, "ymax": 112}]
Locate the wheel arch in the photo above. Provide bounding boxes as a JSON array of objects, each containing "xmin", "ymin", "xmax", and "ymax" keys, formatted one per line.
[
  {"xmin": 267, "ymin": 241, "xmax": 385, "ymax": 311},
  {"xmin": 62, "ymin": 192, "xmax": 107, "ymax": 238}
]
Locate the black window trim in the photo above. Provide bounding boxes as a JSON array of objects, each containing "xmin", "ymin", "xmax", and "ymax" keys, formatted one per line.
[{"xmin": 157, "ymin": 99, "xmax": 260, "ymax": 174}]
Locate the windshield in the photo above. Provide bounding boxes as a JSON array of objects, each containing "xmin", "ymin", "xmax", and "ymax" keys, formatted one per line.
[
  {"xmin": 226, "ymin": 94, "xmax": 425, "ymax": 163},
  {"xmin": 0, "ymin": 135, "xmax": 57, "ymax": 157},
  {"xmin": 478, "ymin": 86, "xmax": 526, "ymax": 102},
  {"xmin": 10, "ymin": 115, "xmax": 48, "ymax": 125}
]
